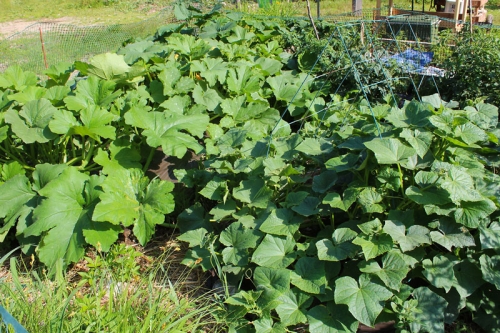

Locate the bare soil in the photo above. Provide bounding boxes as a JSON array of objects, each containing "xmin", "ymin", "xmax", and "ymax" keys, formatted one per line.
[{"xmin": 0, "ymin": 17, "xmax": 75, "ymax": 39}]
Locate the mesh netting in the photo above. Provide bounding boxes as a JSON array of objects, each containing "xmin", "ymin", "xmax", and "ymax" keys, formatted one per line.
[
  {"xmin": 0, "ymin": 8, "xmax": 177, "ymax": 75},
  {"xmin": 1, "ymin": 4, "xmax": 499, "ymax": 76},
  {"xmin": 265, "ymin": 17, "xmax": 446, "ymax": 151}
]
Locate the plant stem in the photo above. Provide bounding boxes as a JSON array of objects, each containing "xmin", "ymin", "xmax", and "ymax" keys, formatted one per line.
[
  {"xmin": 0, "ymin": 144, "xmax": 27, "ymax": 166},
  {"xmin": 142, "ymin": 146, "xmax": 156, "ymax": 172},
  {"xmin": 66, "ymin": 157, "xmax": 83, "ymax": 166},
  {"xmin": 83, "ymin": 139, "xmax": 96, "ymax": 167},
  {"xmin": 397, "ymin": 163, "xmax": 405, "ymax": 197}
]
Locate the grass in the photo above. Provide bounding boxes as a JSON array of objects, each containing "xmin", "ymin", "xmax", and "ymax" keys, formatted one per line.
[
  {"xmin": 0, "ymin": 0, "xmax": 172, "ymax": 24},
  {"xmin": 0, "ymin": 240, "xmax": 225, "ymax": 333},
  {"xmin": 0, "ymin": 9, "xmax": 176, "ymax": 73}
]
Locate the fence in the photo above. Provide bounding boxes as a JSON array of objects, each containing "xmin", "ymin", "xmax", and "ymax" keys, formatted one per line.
[
  {"xmin": 0, "ymin": 8, "xmax": 177, "ymax": 75},
  {"xmin": 1, "ymin": 3, "xmax": 499, "ymax": 76}
]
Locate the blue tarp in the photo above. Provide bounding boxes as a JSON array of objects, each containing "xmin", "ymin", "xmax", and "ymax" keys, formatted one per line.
[
  {"xmin": 386, "ymin": 49, "xmax": 445, "ymax": 77},
  {"xmin": 390, "ymin": 49, "xmax": 433, "ymax": 67}
]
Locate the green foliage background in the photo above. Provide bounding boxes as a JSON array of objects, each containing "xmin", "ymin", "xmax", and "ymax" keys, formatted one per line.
[{"xmin": 1, "ymin": 2, "xmax": 500, "ymax": 332}]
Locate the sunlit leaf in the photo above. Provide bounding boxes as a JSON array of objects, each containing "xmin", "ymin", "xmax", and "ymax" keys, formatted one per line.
[{"xmin": 335, "ymin": 274, "xmax": 393, "ymax": 327}]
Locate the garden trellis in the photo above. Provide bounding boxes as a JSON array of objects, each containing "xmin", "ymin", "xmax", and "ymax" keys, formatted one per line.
[{"xmin": 268, "ymin": 16, "xmax": 444, "ymax": 146}]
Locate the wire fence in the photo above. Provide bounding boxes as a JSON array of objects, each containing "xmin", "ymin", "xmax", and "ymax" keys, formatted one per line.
[
  {"xmin": 1, "ymin": 3, "xmax": 499, "ymax": 76},
  {"xmin": 0, "ymin": 8, "xmax": 178, "ymax": 75}
]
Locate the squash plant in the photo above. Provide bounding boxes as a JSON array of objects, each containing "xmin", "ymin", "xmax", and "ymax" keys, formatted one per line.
[{"xmin": 0, "ymin": 2, "xmax": 499, "ymax": 332}]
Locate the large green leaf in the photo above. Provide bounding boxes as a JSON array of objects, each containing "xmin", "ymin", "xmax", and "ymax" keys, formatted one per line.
[
  {"xmin": 452, "ymin": 260, "xmax": 484, "ymax": 298},
  {"xmin": 8, "ymin": 86, "xmax": 47, "ymax": 105},
  {"xmin": 454, "ymin": 122, "xmax": 487, "ymax": 145},
  {"xmin": 177, "ymin": 228, "xmax": 208, "ymax": 248},
  {"xmin": 316, "ymin": 228, "xmax": 359, "ymax": 262},
  {"xmin": 275, "ymin": 289, "xmax": 313, "ymax": 326},
  {"xmin": 191, "ymin": 58, "xmax": 228, "ymax": 86},
  {"xmin": 312, "ymin": 170, "xmax": 338, "ymax": 193},
  {"xmin": 383, "ymin": 220, "xmax": 431, "ymax": 252},
  {"xmin": 307, "ymin": 303, "xmax": 358, "ymax": 333},
  {"xmin": 364, "ymin": 138, "xmax": 416, "ymax": 165},
  {"xmin": 405, "ymin": 185, "xmax": 451, "ymax": 206},
  {"xmin": 480, "ymin": 221, "xmax": 500, "ymax": 251},
  {"xmin": 357, "ymin": 188, "xmax": 385, "ymax": 213},
  {"xmin": 0, "ymin": 175, "xmax": 36, "ymax": 241},
  {"xmin": 290, "ymin": 257, "xmax": 326, "ymax": 294},
  {"xmin": 255, "ymin": 57, "xmax": 283, "ymax": 76},
  {"xmin": 400, "ymin": 128, "xmax": 433, "ymax": 158},
  {"xmin": 24, "ymin": 168, "xmax": 118, "ymax": 270},
  {"xmin": 480, "ymin": 254, "xmax": 500, "ymax": 289},
  {"xmin": 64, "ymin": 76, "xmax": 121, "ymax": 110},
  {"xmin": 253, "ymin": 316, "xmax": 287, "ymax": 333},
  {"xmin": 469, "ymin": 102, "xmax": 498, "ymax": 129},
  {"xmin": 209, "ymin": 199, "xmax": 237, "ymax": 221},
  {"xmin": 5, "ymin": 99, "xmax": 57, "ymax": 143},
  {"xmin": 0, "ymin": 125, "xmax": 7, "ymax": 144},
  {"xmin": 221, "ymin": 97, "xmax": 270, "ymax": 123},
  {"xmin": 0, "ymin": 175, "xmax": 35, "ymax": 222},
  {"xmin": 259, "ymin": 208, "xmax": 302, "ymax": 237},
  {"xmin": 454, "ymin": 199, "xmax": 496, "ymax": 228},
  {"xmin": 254, "ymin": 266, "xmax": 290, "ymax": 293},
  {"xmin": 49, "ymin": 108, "xmax": 79, "ymax": 136},
  {"xmin": 45, "ymin": 85, "xmax": 71, "ymax": 103},
  {"xmin": 168, "ymin": 34, "xmax": 211, "ymax": 60},
  {"xmin": 233, "ymin": 178, "xmax": 273, "ymax": 209},
  {"xmin": 192, "ymin": 83, "xmax": 223, "ymax": 111},
  {"xmin": 92, "ymin": 169, "xmax": 175, "ymax": 245},
  {"xmin": 359, "ymin": 250, "xmax": 410, "ymax": 291},
  {"xmin": 386, "ymin": 100, "xmax": 432, "ymax": 128},
  {"xmin": 429, "ymin": 218, "xmax": 476, "ymax": 251},
  {"xmin": 322, "ymin": 187, "xmax": 359, "ymax": 212},
  {"xmin": 439, "ymin": 166, "xmax": 482, "ymax": 204},
  {"xmin": 352, "ymin": 233, "xmax": 393, "ymax": 261},
  {"xmin": 325, "ymin": 153, "xmax": 359, "ymax": 173},
  {"xmin": 117, "ymin": 40, "xmax": 168, "ymax": 64},
  {"xmin": 291, "ymin": 196, "xmax": 321, "ymax": 216},
  {"xmin": 199, "ymin": 19, "xmax": 237, "ymax": 39},
  {"xmin": 0, "ymin": 65, "xmax": 38, "ymax": 91},
  {"xmin": 227, "ymin": 26, "xmax": 256, "ymax": 44},
  {"xmin": 140, "ymin": 112, "xmax": 209, "ymax": 158},
  {"xmin": 334, "ymin": 274, "xmax": 393, "ymax": 327},
  {"xmin": 227, "ymin": 65, "xmax": 262, "ymax": 95},
  {"xmin": 86, "ymin": 53, "xmax": 131, "ymax": 81},
  {"xmin": 199, "ymin": 176, "xmax": 227, "ymax": 200},
  {"xmin": 74, "ymin": 105, "xmax": 116, "ymax": 141},
  {"xmin": 220, "ymin": 222, "xmax": 262, "ymax": 266},
  {"xmin": 157, "ymin": 66, "xmax": 182, "ymax": 97},
  {"xmin": 251, "ymin": 234, "xmax": 296, "ymax": 268},
  {"xmin": 266, "ymin": 75, "xmax": 301, "ymax": 102},
  {"xmin": 422, "ymin": 254, "xmax": 455, "ymax": 292},
  {"xmin": 93, "ymin": 138, "xmax": 142, "ymax": 175},
  {"xmin": 411, "ymin": 287, "xmax": 448, "ymax": 333}
]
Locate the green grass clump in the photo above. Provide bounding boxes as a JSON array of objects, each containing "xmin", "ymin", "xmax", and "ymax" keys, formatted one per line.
[{"xmin": 0, "ymin": 242, "xmax": 224, "ymax": 333}]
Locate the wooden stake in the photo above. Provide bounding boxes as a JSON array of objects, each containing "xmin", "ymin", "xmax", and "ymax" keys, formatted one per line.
[
  {"xmin": 306, "ymin": 0, "xmax": 320, "ymax": 40},
  {"xmin": 39, "ymin": 27, "xmax": 48, "ymax": 69}
]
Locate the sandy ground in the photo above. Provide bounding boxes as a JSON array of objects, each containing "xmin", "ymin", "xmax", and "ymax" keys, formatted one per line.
[{"xmin": 0, "ymin": 17, "xmax": 75, "ymax": 39}]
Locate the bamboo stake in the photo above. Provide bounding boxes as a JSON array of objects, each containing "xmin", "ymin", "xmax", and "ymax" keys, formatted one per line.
[
  {"xmin": 306, "ymin": 0, "xmax": 320, "ymax": 40},
  {"xmin": 39, "ymin": 27, "xmax": 48, "ymax": 69},
  {"xmin": 469, "ymin": 0, "xmax": 473, "ymax": 34}
]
